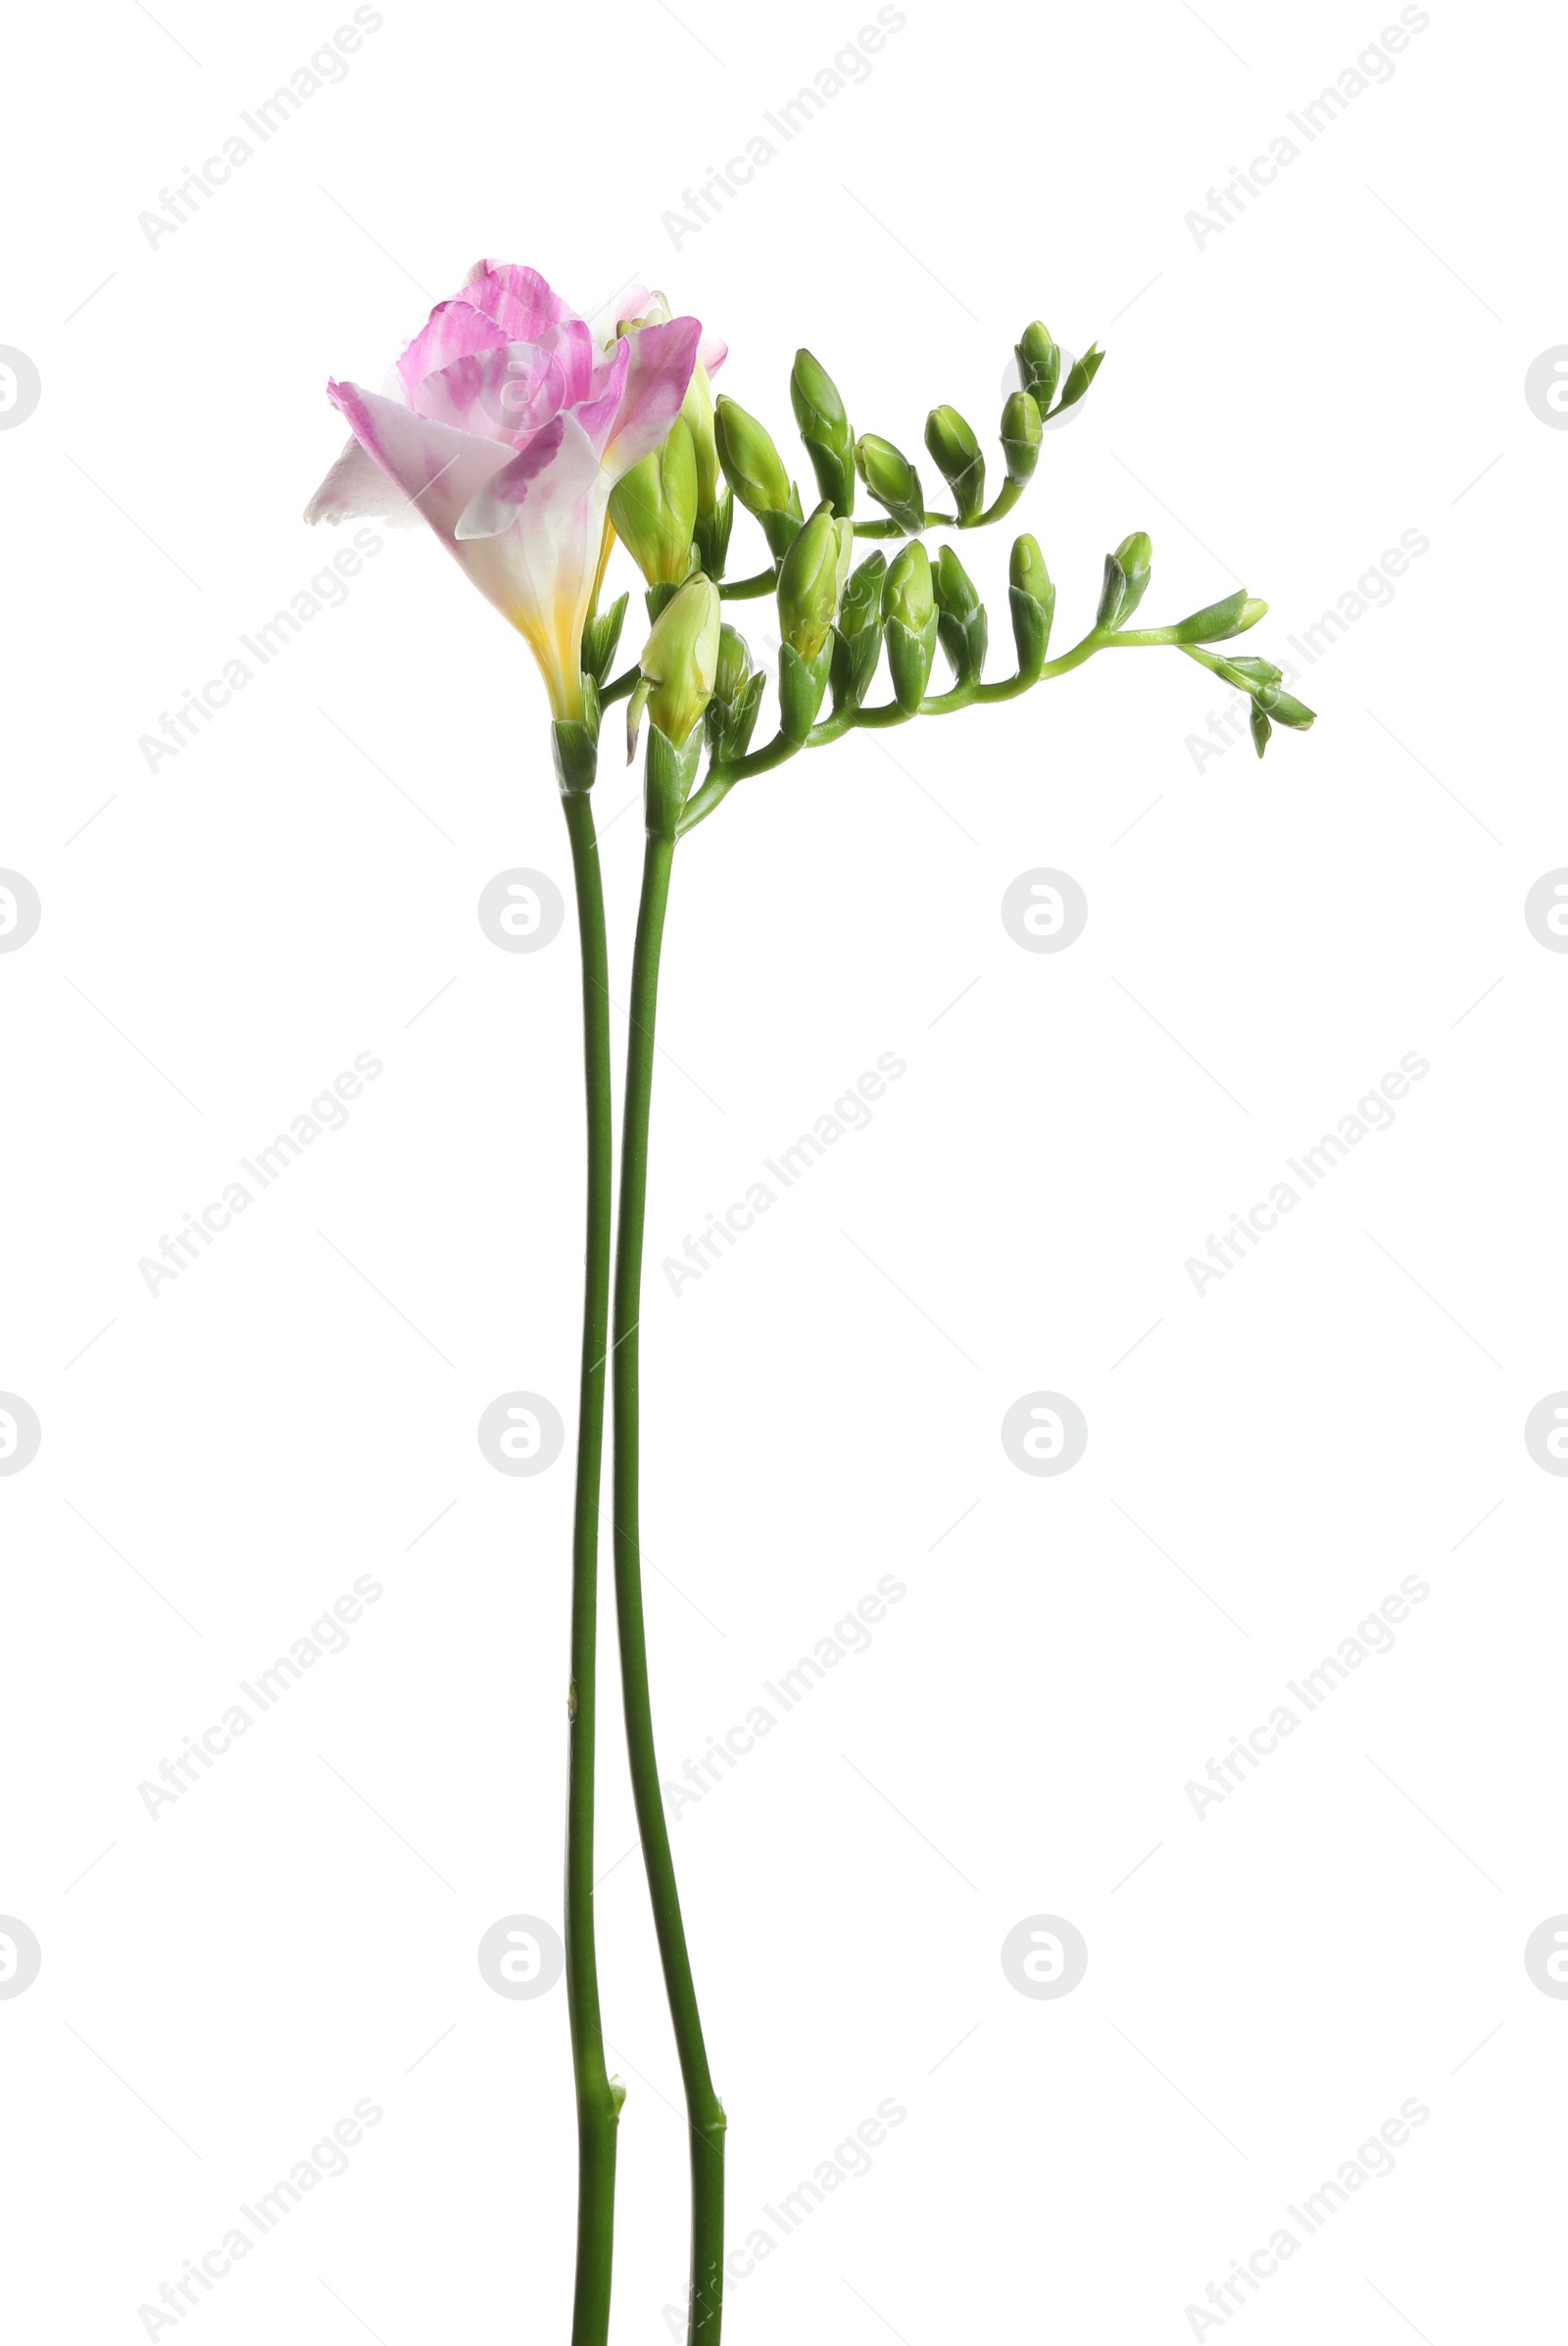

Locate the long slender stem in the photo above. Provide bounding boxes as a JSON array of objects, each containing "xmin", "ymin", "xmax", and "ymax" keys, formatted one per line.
[
  {"xmin": 560, "ymin": 787, "xmax": 623, "ymax": 2346},
  {"xmin": 612, "ymin": 825, "xmax": 727, "ymax": 2346}
]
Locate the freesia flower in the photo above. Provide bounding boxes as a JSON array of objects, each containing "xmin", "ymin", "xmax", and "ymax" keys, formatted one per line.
[{"xmin": 306, "ymin": 264, "xmax": 724, "ymax": 719}]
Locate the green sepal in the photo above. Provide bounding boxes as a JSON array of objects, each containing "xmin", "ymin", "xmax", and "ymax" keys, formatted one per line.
[
  {"xmin": 802, "ymin": 433, "xmax": 857, "ymax": 518},
  {"xmin": 707, "ymin": 666, "xmax": 766, "ymax": 764},
  {"xmin": 646, "ymin": 567, "xmax": 696, "ymax": 623},
  {"xmin": 552, "ymin": 699, "xmax": 602, "ymax": 797},
  {"xmin": 884, "ymin": 611, "xmax": 938, "ymax": 712},
  {"xmin": 694, "ymin": 483, "xmax": 734, "ymax": 580},
  {"xmin": 777, "ymin": 637, "xmax": 834, "ymax": 743},
  {"xmin": 1053, "ymin": 344, "xmax": 1105, "ymax": 415},
  {"xmin": 1096, "ymin": 553, "xmax": 1128, "ymax": 631},
  {"xmin": 1113, "ymin": 533, "xmax": 1152, "ymax": 624},
  {"xmin": 933, "ymin": 547, "xmax": 986, "ymax": 683},
  {"xmin": 759, "ymin": 496, "xmax": 806, "ymax": 562},
  {"xmin": 1007, "ymin": 584, "xmax": 1052, "ymax": 681},
  {"xmin": 582, "ymin": 593, "xmax": 628, "ymax": 686},
  {"xmin": 1249, "ymin": 701, "xmax": 1272, "ymax": 759},
  {"xmin": 644, "ymin": 721, "xmax": 705, "ymax": 840}
]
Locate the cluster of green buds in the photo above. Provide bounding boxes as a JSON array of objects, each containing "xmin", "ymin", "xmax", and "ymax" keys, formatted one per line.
[{"xmin": 581, "ymin": 304, "xmax": 1312, "ymax": 834}]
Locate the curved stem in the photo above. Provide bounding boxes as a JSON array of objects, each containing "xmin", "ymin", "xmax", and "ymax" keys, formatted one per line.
[
  {"xmin": 717, "ymin": 566, "xmax": 777, "ymax": 600},
  {"xmin": 612, "ymin": 826, "xmax": 727, "ymax": 2346},
  {"xmin": 560, "ymin": 788, "xmax": 622, "ymax": 2346}
]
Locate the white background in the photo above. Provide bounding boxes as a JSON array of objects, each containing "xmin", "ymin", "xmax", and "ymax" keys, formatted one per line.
[{"xmin": 3, "ymin": 0, "xmax": 1564, "ymax": 2339}]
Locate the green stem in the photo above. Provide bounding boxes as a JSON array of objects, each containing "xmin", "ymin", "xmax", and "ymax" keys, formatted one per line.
[
  {"xmin": 717, "ymin": 566, "xmax": 777, "ymax": 599},
  {"xmin": 612, "ymin": 824, "xmax": 727, "ymax": 2346},
  {"xmin": 560, "ymin": 788, "xmax": 622, "ymax": 2346}
]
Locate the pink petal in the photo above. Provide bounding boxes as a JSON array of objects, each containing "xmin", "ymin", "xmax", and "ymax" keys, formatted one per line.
[
  {"xmin": 396, "ymin": 300, "xmax": 511, "ymax": 406},
  {"xmin": 601, "ymin": 317, "xmax": 702, "ymax": 476},
  {"xmin": 699, "ymin": 334, "xmax": 727, "ymax": 378},
  {"xmin": 413, "ymin": 342, "xmax": 567, "ymax": 442},
  {"xmin": 317, "ymin": 377, "xmax": 515, "ymax": 546},
  {"xmin": 305, "ymin": 433, "xmax": 425, "ymax": 526},
  {"xmin": 461, "ymin": 261, "xmax": 578, "ymax": 345},
  {"xmin": 572, "ymin": 336, "xmax": 631, "ymax": 462}
]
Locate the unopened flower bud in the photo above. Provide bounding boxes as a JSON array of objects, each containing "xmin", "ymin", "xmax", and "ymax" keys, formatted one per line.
[
  {"xmin": 706, "ymin": 623, "xmax": 766, "ymax": 763},
  {"xmin": 933, "ymin": 544, "xmax": 987, "ymax": 682},
  {"xmin": 881, "ymin": 540, "xmax": 934, "ymax": 633},
  {"xmin": 608, "ymin": 417, "xmax": 699, "ymax": 586},
  {"xmin": 635, "ymin": 574, "xmax": 721, "ymax": 752},
  {"xmin": 1250, "ymin": 701, "xmax": 1271, "ymax": 758},
  {"xmin": 680, "ymin": 363, "xmax": 722, "ymax": 517},
  {"xmin": 855, "ymin": 433, "xmax": 925, "ymax": 534},
  {"xmin": 832, "ymin": 549, "xmax": 887, "ymax": 709},
  {"xmin": 1113, "ymin": 531, "xmax": 1152, "ymax": 623},
  {"xmin": 1000, "ymin": 391, "xmax": 1042, "ymax": 485},
  {"xmin": 924, "ymin": 406, "xmax": 985, "ymax": 524},
  {"xmin": 881, "ymin": 542, "xmax": 937, "ymax": 711},
  {"xmin": 1168, "ymin": 591, "xmax": 1267, "ymax": 644},
  {"xmin": 1015, "ymin": 321, "xmax": 1060, "ymax": 411},
  {"xmin": 777, "ymin": 501, "xmax": 844, "ymax": 660},
  {"xmin": 1007, "ymin": 533, "xmax": 1054, "ymax": 676},
  {"xmin": 791, "ymin": 348, "xmax": 856, "ymax": 517},
  {"xmin": 714, "ymin": 395, "xmax": 793, "ymax": 517}
]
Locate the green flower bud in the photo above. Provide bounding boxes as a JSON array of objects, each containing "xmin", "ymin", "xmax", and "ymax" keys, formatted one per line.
[
  {"xmin": 839, "ymin": 549, "xmax": 886, "ymax": 640},
  {"xmin": 1113, "ymin": 531, "xmax": 1152, "ymax": 623},
  {"xmin": 933, "ymin": 544, "xmax": 987, "ymax": 683},
  {"xmin": 714, "ymin": 395, "xmax": 794, "ymax": 516},
  {"xmin": 924, "ymin": 406, "xmax": 986, "ymax": 524},
  {"xmin": 1000, "ymin": 391, "xmax": 1042, "ymax": 485},
  {"xmin": 1015, "ymin": 322, "xmax": 1059, "ymax": 410},
  {"xmin": 1226, "ymin": 655, "xmax": 1283, "ymax": 688},
  {"xmin": 777, "ymin": 501, "xmax": 843, "ymax": 661},
  {"xmin": 831, "ymin": 549, "xmax": 887, "ymax": 710},
  {"xmin": 581, "ymin": 590, "xmax": 628, "ymax": 687},
  {"xmin": 680, "ymin": 363, "xmax": 722, "ymax": 516},
  {"xmin": 1258, "ymin": 687, "xmax": 1314, "ymax": 731},
  {"xmin": 608, "ymin": 417, "xmax": 699, "ymax": 587},
  {"xmin": 791, "ymin": 350, "xmax": 851, "ymax": 453},
  {"xmin": 1168, "ymin": 591, "xmax": 1267, "ymax": 645},
  {"xmin": 881, "ymin": 540, "xmax": 934, "ymax": 632},
  {"xmin": 633, "ymin": 574, "xmax": 721, "ymax": 753},
  {"xmin": 1007, "ymin": 534, "xmax": 1054, "ymax": 677},
  {"xmin": 792, "ymin": 349, "xmax": 856, "ymax": 518},
  {"xmin": 706, "ymin": 624, "xmax": 767, "ymax": 764},
  {"xmin": 1009, "ymin": 534, "xmax": 1052, "ymax": 608},
  {"xmin": 713, "ymin": 622, "xmax": 752, "ymax": 707},
  {"xmin": 881, "ymin": 542, "xmax": 937, "ymax": 711},
  {"xmin": 854, "ymin": 433, "xmax": 925, "ymax": 534}
]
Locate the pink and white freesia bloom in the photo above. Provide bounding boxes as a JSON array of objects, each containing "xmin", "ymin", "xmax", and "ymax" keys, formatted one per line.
[{"xmin": 306, "ymin": 264, "xmax": 724, "ymax": 719}]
